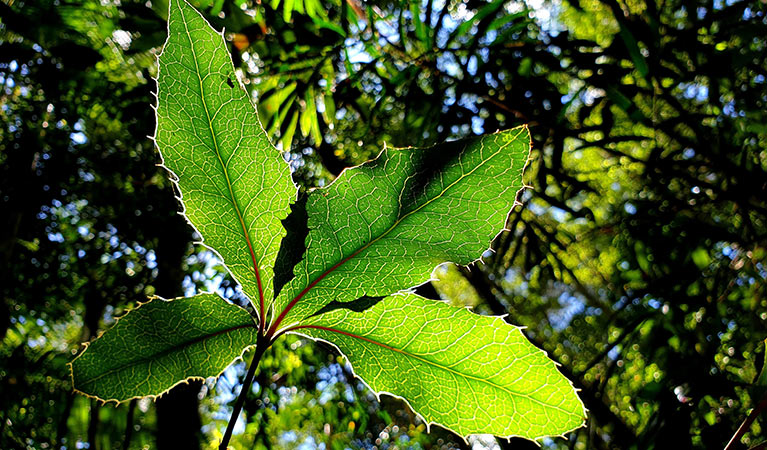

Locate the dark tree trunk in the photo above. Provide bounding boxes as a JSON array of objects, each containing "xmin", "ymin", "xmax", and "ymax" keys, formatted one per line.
[
  {"xmin": 56, "ymin": 392, "xmax": 75, "ymax": 446},
  {"xmin": 122, "ymin": 400, "xmax": 137, "ymax": 450},
  {"xmin": 88, "ymin": 400, "xmax": 100, "ymax": 450},
  {"xmin": 156, "ymin": 382, "xmax": 203, "ymax": 449},
  {"xmin": 0, "ymin": 137, "xmax": 37, "ymax": 340},
  {"xmin": 153, "ymin": 211, "xmax": 202, "ymax": 449}
]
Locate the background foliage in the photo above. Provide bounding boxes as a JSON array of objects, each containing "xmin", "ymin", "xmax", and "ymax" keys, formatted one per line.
[{"xmin": 1, "ymin": 0, "xmax": 766, "ymax": 448}]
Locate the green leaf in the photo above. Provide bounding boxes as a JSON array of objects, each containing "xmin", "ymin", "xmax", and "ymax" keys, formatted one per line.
[
  {"xmin": 299, "ymin": 91, "xmax": 313, "ymax": 138},
  {"xmin": 691, "ymin": 246, "xmax": 711, "ymax": 270},
  {"xmin": 156, "ymin": 0, "xmax": 295, "ymax": 320},
  {"xmin": 270, "ymin": 126, "xmax": 530, "ymax": 329},
  {"xmin": 409, "ymin": 2, "xmax": 428, "ymax": 46},
  {"xmin": 618, "ymin": 23, "xmax": 650, "ymax": 79},
  {"xmin": 209, "ymin": 0, "xmax": 224, "ymax": 16},
  {"xmin": 306, "ymin": 88, "xmax": 322, "ymax": 145},
  {"xmin": 280, "ymin": 109, "xmax": 299, "ymax": 150},
  {"xmin": 293, "ymin": 293, "xmax": 585, "ymax": 439},
  {"xmin": 69, "ymin": 294, "xmax": 257, "ymax": 403},
  {"xmin": 311, "ymin": 17, "xmax": 345, "ymax": 37},
  {"xmin": 452, "ymin": 0, "xmax": 506, "ymax": 41},
  {"xmin": 758, "ymin": 341, "xmax": 767, "ymax": 386},
  {"xmin": 283, "ymin": 0, "xmax": 294, "ymax": 23},
  {"xmin": 321, "ymin": 92, "xmax": 336, "ymax": 124}
]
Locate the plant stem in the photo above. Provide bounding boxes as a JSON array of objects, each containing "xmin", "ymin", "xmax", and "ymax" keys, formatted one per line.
[
  {"xmin": 724, "ymin": 391, "xmax": 767, "ymax": 450},
  {"xmin": 219, "ymin": 337, "xmax": 269, "ymax": 450}
]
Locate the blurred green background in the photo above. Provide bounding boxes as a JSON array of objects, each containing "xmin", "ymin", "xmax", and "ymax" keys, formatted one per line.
[{"xmin": 1, "ymin": 0, "xmax": 766, "ymax": 448}]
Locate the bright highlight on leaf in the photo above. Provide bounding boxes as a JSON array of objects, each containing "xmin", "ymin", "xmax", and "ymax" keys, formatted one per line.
[
  {"xmin": 70, "ymin": 0, "xmax": 586, "ymax": 443},
  {"xmin": 270, "ymin": 126, "xmax": 531, "ymax": 330},
  {"xmin": 70, "ymin": 294, "xmax": 257, "ymax": 402},
  {"xmin": 155, "ymin": 0, "xmax": 295, "ymax": 323},
  {"xmin": 295, "ymin": 293, "xmax": 586, "ymax": 439}
]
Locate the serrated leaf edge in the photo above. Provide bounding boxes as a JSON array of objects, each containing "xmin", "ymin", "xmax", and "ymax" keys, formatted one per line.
[
  {"xmin": 67, "ymin": 293, "xmax": 257, "ymax": 405},
  {"xmin": 270, "ymin": 125, "xmax": 534, "ymax": 332},
  {"xmin": 150, "ymin": 0, "xmax": 298, "ymax": 325},
  {"xmin": 287, "ymin": 293, "xmax": 587, "ymax": 443}
]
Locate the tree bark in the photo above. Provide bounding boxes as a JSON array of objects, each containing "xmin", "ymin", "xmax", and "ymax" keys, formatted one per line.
[
  {"xmin": 153, "ymin": 210, "xmax": 202, "ymax": 449},
  {"xmin": 88, "ymin": 400, "xmax": 100, "ymax": 450},
  {"xmin": 0, "ymin": 138, "xmax": 37, "ymax": 340}
]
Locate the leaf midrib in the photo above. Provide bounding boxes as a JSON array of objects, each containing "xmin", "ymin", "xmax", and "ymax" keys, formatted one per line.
[
  {"xmin": 270, "ymin": 128, "xmax": 526, "ymax": 332},
  {"xmin": 177, "ymin": 4, "xmax": 265, "ymax": 317},
  {"xmin": 291, "ymin": 323, "xmax": 581, "ymax": 419},
  {"xmin": 76, "ymin": 322, "xmax": 256, "ymax": 388}
]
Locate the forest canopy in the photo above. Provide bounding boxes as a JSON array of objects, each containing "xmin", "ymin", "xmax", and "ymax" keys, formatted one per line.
[{"xmin": 1, "ymin": 0, "xmax": 766, "ymax": 449}]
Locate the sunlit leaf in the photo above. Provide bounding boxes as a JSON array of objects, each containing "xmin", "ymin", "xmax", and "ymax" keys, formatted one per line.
[
  {"xmin": 155, "ymin": 0, "xmax": 295, "ymax": 319},
  {"xmin": 295, "ymin": 293, "xmax": 586, "ymax": 439},
  {"xmin": 70, "ymin": 294, "xmax": 257, "ymax": 402},
  {"xmin": 270, "ymin": 126, "xmax": 531, "ymax": 329},
  {"xmin": 69, "ymin": 3, "xmax": 585, "ymax": 444}
]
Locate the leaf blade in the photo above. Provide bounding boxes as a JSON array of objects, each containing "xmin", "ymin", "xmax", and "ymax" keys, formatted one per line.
[
  {"xmin": 70, "ymin": 294, "xmax": 257, "ymax": 403},
  {"xmin": 156, "ymin": 0, "xmax": 295, "ymax": 318},
  {"xmin": 294, "ymin": 293, "xmax": 585, "ymax": 439},
  {"xmin": 272, "ymin": 126, "xmax": 530, "ymax": 329}
]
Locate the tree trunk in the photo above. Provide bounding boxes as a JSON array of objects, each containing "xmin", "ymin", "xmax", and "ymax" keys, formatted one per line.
[
  {"xmin": 88, "ymin": 400, "xmax": 100, "ymax": 450},
  {"xmin": 0, "ymin": 137, "xmax": 37, "ymax": 340},
  {"xmin": 153, "ymin": 211, "xmax": 202, "ymax": 449}
]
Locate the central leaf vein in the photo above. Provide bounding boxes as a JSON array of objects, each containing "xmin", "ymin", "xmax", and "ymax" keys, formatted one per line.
[
  {"xmin": 290, "ymin": 324, "xmax": 581, "ymax": 418},
  {"xmin": 270, "ymin": 128, "xmax": 526, "ymax": 333},
  {"xmin": 76, "ymin": 322, "xmax": 256, "ymax": 387},
  {"xmin": 179, "ymin": 5, "xmax": 266, "ymax": 321}
]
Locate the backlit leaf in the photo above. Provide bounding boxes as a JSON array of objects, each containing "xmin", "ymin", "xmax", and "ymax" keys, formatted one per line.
[
  {"xmin": 156, "ymin": 0, "xmax": 295, "ymax": 320},
  {"xmin": 70, "ymin": 2, "xmax": 585, "ymax": 443},
  {"xmin": 270, "ymin": 126, "xmax": 530, "ymax": 329},
  {"xmin": 294, "ymin": 293, "xmax": 586, "ymax": 439},
  {"xmin": 70, "ymin": 294, "xmax": 257, "ymax": 402}
]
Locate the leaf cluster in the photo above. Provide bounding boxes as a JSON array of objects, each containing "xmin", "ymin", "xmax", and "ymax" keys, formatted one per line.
[{"xmin": 68, "ymin": 0, "xmax": 585, "ymax": 444}]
